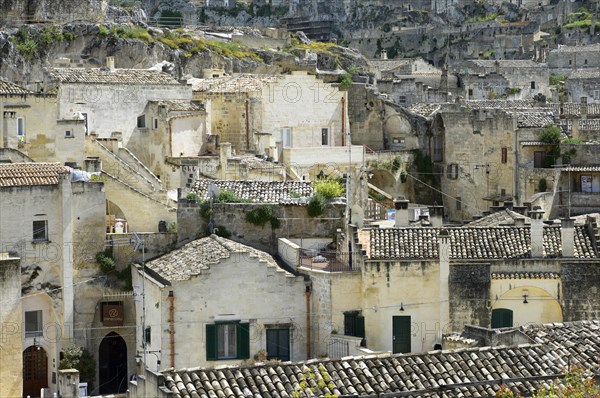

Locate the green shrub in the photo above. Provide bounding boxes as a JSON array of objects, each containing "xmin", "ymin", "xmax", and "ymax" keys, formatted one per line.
[
  {"xmin": 314, "ymin": 179, "xmax": 344, "ymax": 199},
  {"xmin": 59, "ymin": 346, "xmax": 96, "ymax": 392},
  {"xmin": 400, "ymin": 169, "xmax": 408, "ymax": 183},
  {"xmin": 98, "ymin": 25, "xmax": 110, "ymax": 38},
  {"xmin": 218, "ymin": 189, "xmax": 250, "ymax": 203},
  {"xmin": 96, "ymin": 251, "xmax": 116, "ymax": 274},
  {"xmin": 337, "ymin": 74, "xmax": 353, "ymax": 89},
  {"xmin": 307, "ymin": 193, "xmax": 327, "ymax": 217},
  {"xmin": 245, "ymin": 205, "xmax": 274, "ymax": 227},
  {"xmin": 539, "ymin": 124, "xmax": 561, "ymax": 145},
  {"xmin": 185, "ymin": 191, "xmax": 201, "ymax": 203},
  {"xmin": 159, "ymin": 37, "xmax": 179, "ymax": 49},
  {"xmin": 40, "ymin": 26, "xmax": 64, "ymax": 46},
  {"xmin": 391, "ymin": 156, "xmax": 402, "ymax": 173}
]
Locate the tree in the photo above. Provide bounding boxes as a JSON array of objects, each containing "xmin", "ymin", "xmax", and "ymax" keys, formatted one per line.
[{"xmin": 59, "ymin": 346, "xmax": 96, "ymax": 392}]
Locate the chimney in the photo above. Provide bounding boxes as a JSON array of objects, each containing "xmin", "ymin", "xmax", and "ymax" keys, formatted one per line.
[
  {"xmin": 504, "ymin": 201, "xmax": 513, "ymax": 210},
  {"xmin": 380, "ymin": 50, "xmax": 388, "ymax": 60},
  {"xmin": 428, "ymin": 205, "xmax": 444, "ymax": 227},
  {"xmin": 561, "ymin": 218, "xmax": 575, "ymax": 257},
  {"xmin": 105, "ymin": 56, "xmax": 115, "ymax": 71},
  {"xmin": 438, "ymin": 229, "xmax": 450, "ymax": 338},
  {"xmin": 529, "ymin": 208, "xmax": 545, "ymax": 258},
  {"xmin": 580, "ymin": 97, "xmax": 588, "ymax": 120},
  {"xmin": 514, "ymin": 217, "xmax": 526, "ymax": 227},
  {"xmin": 394, "ymin": 198, "xmax": 410, "ymax": 227},
  {"xmin": 219, "ymin": 142, "xmax": 232, "ymax": 177}
]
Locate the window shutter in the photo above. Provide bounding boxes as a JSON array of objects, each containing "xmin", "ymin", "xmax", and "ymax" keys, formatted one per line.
[
  {"xmin": 355, "ymin": 315, "xmax": 365, "ymax": 338},
  {"xmin": 237, "ymin": 323, "xmax": 250, "ymax": 359},
  {"xmin": 206, "ymin": 324, "xmax": 217, "ymax": 361}
]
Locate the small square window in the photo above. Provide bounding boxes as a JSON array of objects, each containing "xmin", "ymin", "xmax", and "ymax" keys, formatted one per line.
[
  {"xmin": 144, "ymin": 326, "xmax": 151, "ymax": 345},
  {"xmin": 33, "ymin": 220, "xmax": 48, "ymax": 242},
  {"xmin": 137, "ymin": 115, "xmax": 146, "ymax": 129},
  {"xmin": 25, "ymin": 310, "xmax": 43, "ymax": 338},
  {"xmin": 530, "ymin": 81, "xmax": 536, "ymax": 89},
  {"xmin": 65, "ymin": 130, "xmax": 73, "ymax": 138}
]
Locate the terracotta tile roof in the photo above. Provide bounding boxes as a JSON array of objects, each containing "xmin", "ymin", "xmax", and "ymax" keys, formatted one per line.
[
  {"xmin": 520, "ymin": 140, "xmax": 552, "ymax": 146},
  {"xmin": 0, "ymin": 79, "xmax": 32, "ymax": 95},
  {"xmin": 466, "ymin": 209, "xmax": 530, "ymax": 227},
  {"xmin": 552, "ymin": 43, "xmax": 600, "ymax": 53},
  {"xmin": 48, "ymin": 68, "xmax": 181, "ymax": 85},
  {"xmin": 562, "ymin": 165, "xmax": 600, "ymax": 172},
  {"xmin": 405, "ymin": 102, "xmax": 441, "ymax": 116},
  {"xmin": 516, "ymin": 112, "xmax": 554, "ymax": 128},
  {"xmin": 190, "ymin": 74, "xmax": 282, "ymax": 93},
  {"xmin": 193, "ymin": 179, "xmax": 313, "ymax": 204},
  {"xmin": 491, "ymin": 271, "xmax": 560, "ymax": 279},
  {"xmin": 145, "ymin": 235, "xmax": 292, "ymax": 282},
  {"xmin": 153, "ymin": 100, "xmax": 205, "ymax": 112},
  {"xmin": 0, "ymin": 162, "xmax": 69, "ymax": 187},
  {"xmin": 164, "ymin": 321, "xmax": 600, "ymax": 398},
  {"xmin": 367, "ymin": 226, "xmax": 596, "ymax": 260},
  {"xmin": 551, "ymin": 103, "xmax": 600, "ymax": 117},
  {"xmin": 465, "ymin": 100, "xmax": 537, "ymax": 110}
]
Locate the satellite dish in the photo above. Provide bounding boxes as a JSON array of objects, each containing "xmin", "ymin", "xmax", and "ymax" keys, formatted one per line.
[{"xmin": 207, "ymin": 183, "xmax": 220, "ymax": 201}]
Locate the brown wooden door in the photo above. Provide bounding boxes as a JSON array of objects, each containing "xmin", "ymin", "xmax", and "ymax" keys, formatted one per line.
[{"xmin": 23, "ymin": 346, "xmax": 48, "ymax": 398}]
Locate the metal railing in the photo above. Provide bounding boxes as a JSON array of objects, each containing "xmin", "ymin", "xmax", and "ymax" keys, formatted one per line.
[{"xmin": 298, "ymin": 250, "xmax": 360, "ymax": 272}]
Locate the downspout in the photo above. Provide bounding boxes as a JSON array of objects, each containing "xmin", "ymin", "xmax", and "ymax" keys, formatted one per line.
[
  {"xmin": 341, "ymin": 96, "xmax": 346, "ymax": 146},
  {"xmin": 168, "ymin": 118, "xmax": 173, "ymax": 157},
  {"xmin": 168, "ymin": 291, "xmax": 175, "ymax": 368},
  {"xmin": 245, "ymin": 99, "xmax": 250, "ymax": 151},
  {"xmin": 305, "ymin": 285, "xmax": 311, "ymax": 358}
]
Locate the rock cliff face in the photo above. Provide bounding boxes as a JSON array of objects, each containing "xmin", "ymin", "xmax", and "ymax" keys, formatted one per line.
[{"xmin": 0, "ymin": 0, "xmax": 107, "ymax": 23}]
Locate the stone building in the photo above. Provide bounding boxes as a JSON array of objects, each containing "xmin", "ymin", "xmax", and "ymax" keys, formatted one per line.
[
  {"xmin": 0, "ymin": 253, "xmax": 22, "ymax": 398},
  {"xmin": 0, "ymin": 162, "xmax": 106, "ymax": 398},
  {"xmin": 565, "ymin": 69, "xmax": 600, "ymax": 104},
  {"xmin": 295, "ymin": 208, "xmax": 598, "ymax": 357},
  {"xmin": 131, "ymin": 235, "xmax": 309, "ymax": 371},
  {"xmin": 548, "ymin": 43, "xmax": 600, "ymax": 71}
]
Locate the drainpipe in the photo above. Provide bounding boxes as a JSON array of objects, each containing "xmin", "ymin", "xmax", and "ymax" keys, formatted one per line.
[
  {"xmin": 168, "ymin": 291, "xmax": 175, "ymax": 368},
  {"xmin": 341, "ymin": 97, "xmax": 346, "ymax": 146},
  {"xmin": 305, "ymin": 286, "xmax": 311, "ymax": 358},
  {"xmin": 245, "ymin": 99, "xmax": 250, "ymax": 151},
  {"xmin": 168, "ymin": 118, "xmax": 173, "ymax": 157}
]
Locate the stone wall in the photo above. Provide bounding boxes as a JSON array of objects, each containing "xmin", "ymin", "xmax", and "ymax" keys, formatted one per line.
[
  {"xmin": 561, "ymin": 261, "xmax": 600, "ymax": 321},
  {"xmin": 0, "ymin": 256, "xmax": 22, "ymax": 398},
  {"xmin": 449, "ymin": 263, "xmax": 491, "ymax": 329},
  {"xmin": 177, "ymin": 201, "xmax": 345, "ymax": 254},
  {"xmin": 0, "ymin": 0, "xmax": 107, "ymax": 24}
]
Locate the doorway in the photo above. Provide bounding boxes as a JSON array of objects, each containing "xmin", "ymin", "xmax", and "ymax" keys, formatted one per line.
[
  {"xmin": 98, "ymin": 332, "xmax": 128, "ymax": 395},
  {"xmin": 23, "ymin": 346, "xmax": 48, "ymax": 398},
  {"xmin": 392, "ymin": 316, "xmax": 411, "ymax": 354}
]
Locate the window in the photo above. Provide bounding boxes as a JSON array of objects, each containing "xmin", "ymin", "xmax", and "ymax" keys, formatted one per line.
[
  {"xmin": 530, "ymin": 81, "xmax": 536, "ymax": 89},
  {"xmin": 534, "ymin": 151, "xmax": 546, "ymax": 168},
  {"xmin": 17, "ymin": 117, "xmax": 25, "ymax": 138},
  {"xmin": 153, "ymin": 118, "xmax": 159, "ymax": 130},
  {"xmin": 501, "ymin": 147, "xmax": 508, "ymax": 164},
  {"xmin": 585, "ymin": 59, "xmax": 588, "ymax": 65},
  {"xmin": 33, "ymin": 220, "xmax": 48, "ymax": 242},
  {"xmin": 65, "ymin": 130, "xmax": 73, "ymax": 138},
  {"xmin": 206, "ymin": 322, "xmax": 249, "ymax": 361},
  {"xmin": 432, "ymin": 136, "xmax": 443, "ymax": 162},
  {"xmin": 491, "ymin": 308, "xmax": 513, "ymax": 328},
  {"xmin": 343, "ymin": 311, "xmax": 365, "ymax": 338},
  {"xmin": 456, "ymin": 197, "xmax": 462, "ymax": 211},
  {"xmin": 266, "ymin": 329, "xmax": 290, "ymax": 361},
  {"xmin": 569, "ymin": 59, "xmax": 572, "ymax": 65},
  {"xmin": 25, "ymin": 310, "xmax": 43, "ymax": 338},
  {"xmin": 321, "ymin": 128, "xmax": 329, "ymax": 146},
  {"xmin": 81, "ymin": 113, "xmax": 88, "ymax": 135},
  {"xmin": 144, "ymin": 326, "xmax": 151, "ymax": 345},
  {"xmin": 137, "ymin": 115, "xmax": 146, "ymax": 129},
  {"xmin": 468, "ymin": 88, "xmax": 473, "ymax": 97},
  {"xmin": 398, "ymin": 95, "xmax": 407, "ymax": 104},
  {"xmin": 594, "ymin": 90, "xmax": 600, "ymax": 99},
  {"xmin": 281, "ymin": 128, "xmax": 292, "ymax": 148},
  {"xmin": 446, "ymin": 163, "xmax": 459, "ymax": 180}
]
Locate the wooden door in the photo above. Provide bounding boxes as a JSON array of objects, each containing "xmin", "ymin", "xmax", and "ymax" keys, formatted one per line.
[
  {"xmin": 392, "ymin": 316, "xmax": 411, "ymax": 354},
  {"xmin": 491, "ymin": 308, "xmax": 513, "ymax": 328},
  {"xmin": 23, "ymin": 346, "xmax": 48, "ymax": 398}
]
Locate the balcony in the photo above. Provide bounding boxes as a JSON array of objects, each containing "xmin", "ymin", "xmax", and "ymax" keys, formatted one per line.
[{"xmin": 298, "ymin": 250, "xmax": 359, "ymax": 273}]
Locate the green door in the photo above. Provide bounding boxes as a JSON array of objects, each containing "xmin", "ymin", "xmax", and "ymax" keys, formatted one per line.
[
  {"xmin": 392, "ymin": 316, "xmax": 411, "ymax": 354},
  {"xmin": 491, "ymin": 308, "xmax": 513, "ymax": 328}
]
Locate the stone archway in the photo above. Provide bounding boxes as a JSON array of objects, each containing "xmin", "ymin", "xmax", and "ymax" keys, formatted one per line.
[
  {"xmin": 98, "ymin": 332, "xmax": 128, "ymax": 395},
  {"xmin": 23, "ymin": 345, "xmax": 48, "ymax": 398}
]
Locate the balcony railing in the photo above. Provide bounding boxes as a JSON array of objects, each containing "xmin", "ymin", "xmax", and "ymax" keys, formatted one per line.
[{"xmin": 298, "ymin": 250, "xmax": 360, "ymax": 272}]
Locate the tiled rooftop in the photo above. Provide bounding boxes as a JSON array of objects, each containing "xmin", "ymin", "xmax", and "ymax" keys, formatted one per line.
[
  {"xmin": 516, "ymin": 111, "xmax": 554, "ymax": 128},
  {"xmin": 405, "ymin": 102, "xmax": 441, "ymax": 117},
  {"xmin": 48, "ymin": 68, "xmax": 181, "ymax": 85},
  {"xmin": 154, "ymin": 100, "xmax": 205, "ymax": 112},
  {"xmin": 551, "ymin": 103, "xmax": 600, "ymax": 117},
  {"xmin": 163, "ymin": 321, "xmax": 600, "ymax": 398},
  {"xmin": 0, "ymin": 162, "xmax": 70, "ymax": 187},
  {"xmin": 552, "ymin": 43, "xmax": 600, "ymax": 52},
  {"xmin": 491, "ymin": 271, "xmax": 560, "ymax": 279},
  {"xmin": 193, "ymin": 179, "xmax": 313, "ymax": 204},
  {"xmin": 470, "ymin": 59, "xmax": 541, "ymax": 68},
  {"xmin": 145, "ymin": 235, "xmax": 290, "ymax": 282},
  {"xmin": 562, "ymin": 165, "xmax": 600, "ymax": 172},
  {"xmin": 190, "ymin": 74, "xmax": 282, "ymax": 93},
  {"xmin": 466, "ymin": 209, "xmax": 530, "ymax": 227},
  {"xmin": 578, "ymin": 118, "xmax": 600, "ymax": 131},
  {"xmin": 465, "ymin": 100, "xmax": 537, "ymax": 110},
  {"xmin": 0, "ymin": 79, "xmax": 32, "ymax": 95},
  {"xmin": 569, "ymin": 68, "xmax": 600, "ymax": 80},
  {"xmin": 366, "ymin": 226, "xmax": 596, "ymax": 260}
]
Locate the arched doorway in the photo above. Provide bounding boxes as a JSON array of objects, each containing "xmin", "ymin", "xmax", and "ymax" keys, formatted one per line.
[
  {"xmin": 98, "ymin": 332, "xmax": 128, "ymax": 395},
  {"xmin": 23, "ymin": 346, "xmax": 48, "ymax": 398}
]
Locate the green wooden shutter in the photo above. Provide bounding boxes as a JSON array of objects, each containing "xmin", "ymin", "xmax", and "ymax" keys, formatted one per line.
[
  {"xmin": 237, "ymin": 323, "xmax": 250, "ymax": 359},
  {"xmin": 355, "ymin": 315, "xmax": 365, "ymax": 338},
  {"xmin": 491, "ymin": 309, "xmax": 513, "ymax": 329},
  {"xmin": 206, "ymin": 324, "xmax": 217, "ymax": 361}
]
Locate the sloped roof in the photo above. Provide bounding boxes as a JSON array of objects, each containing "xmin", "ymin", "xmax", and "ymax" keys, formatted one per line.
[
  {"xmin": 569, "ymin": 68, "xmax": 600, "ymax": 80},
  {"xmin": 405, "ymin": 102, "xmax": 441, "ymax": 117},
  {"xmin": 0, "ymin": 162, "xmax": 70, "ymax": 187},
  {"xmin": 465, "ymin": 100, "xmax": 537, "ymax": 110},
  {"xmin": 516, "ymin": 112, "xmax": 554, "ymax": 128},
  {"xmin": 552, "ymin": 43, "xmax": 600, "ymax": 52},
  {"xmin": 469, "ymin": 59, "xmax": 540, "ymax": 68},
  {"xmin": 551, "ymin": 103, "xmax": 600, "ymax": 117},
  {"xmin": 193, "ymin": 179, "xmax": 313, "ymax": 204},
  {"xmin": 145, "ymin": 235, "xmax": 293, "ymax": 282},
  {"xmin": 0, "ymin": 79, "xmax": 32, "ymax": 95},
  {"xmin": 48, "ymin": 68, "xmax": 181, "ymax": 85},
  {"xmin": 466, "ymin": 209, "xmax": 530, "ymax": 227},
  {"xmin": 367, "ymin": 226, "xmax": 596, "ymax": 260},
  {"xmin": 153, "ymin": 100, "xmax": 205, "ymax": 112},
  {"xmin": 190, "ymin": 74, "xmax": 282, "ymax": 93},
  {"xmin": 164, "ymin": 321, "xmax": 600, "ymax": 398}
]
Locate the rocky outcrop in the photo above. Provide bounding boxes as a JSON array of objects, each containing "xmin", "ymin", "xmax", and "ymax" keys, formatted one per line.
[{"xmin": 0, "ymin": 0, "xmax": 107, "ymax": 24}]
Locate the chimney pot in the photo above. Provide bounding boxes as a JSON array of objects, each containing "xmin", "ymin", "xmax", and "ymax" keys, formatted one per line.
[
  {"xmin": 530, "ymin": 209, "xmax": 545, "ymax": 257},
  {"xmin": 394, "ymin": 198, "xmax": 410, "ymax": 227},
  {"xmin": 561, "ymin": 218, "xmax": 575, "ymax": 257}
]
